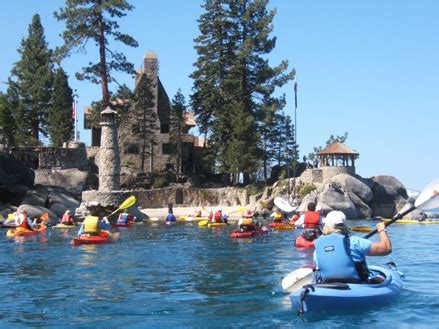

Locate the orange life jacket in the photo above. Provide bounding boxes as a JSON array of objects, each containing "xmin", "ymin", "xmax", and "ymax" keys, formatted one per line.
[
  {"xmin": 17, "ymin": 215, "xmax": 33, "ymax": 230},
  {"xmin": 304, "ymin": 210, "xmax": 320, "ymax": 228}
]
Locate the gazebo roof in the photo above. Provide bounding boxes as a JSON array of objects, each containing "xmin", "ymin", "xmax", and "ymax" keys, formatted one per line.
[{"xmin": 318, "ymin": 142, "xmax": 358, "ymax": 155}]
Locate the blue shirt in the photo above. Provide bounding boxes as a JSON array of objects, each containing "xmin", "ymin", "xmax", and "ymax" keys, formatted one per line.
[{"xmin": 314, "ymin": 235, "xmax": 372, "ymax": 264}]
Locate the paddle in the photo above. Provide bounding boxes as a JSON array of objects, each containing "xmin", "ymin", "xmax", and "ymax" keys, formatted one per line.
[
  {"xmin": 283, "ymin": 179, "xmax": 439, "ymax": 292},
  {"xmin": 107, "ymin": 195, "xmax": 137, "ymax": 218},
  {"xmin": 350, "ymin": 225, "xmax": 372, "ymax": 233}
]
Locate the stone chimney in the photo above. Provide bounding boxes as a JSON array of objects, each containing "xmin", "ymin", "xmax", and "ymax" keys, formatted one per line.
[
  {"xmin": 143, "ymin": 51, "xmax": 159, "ymax": 108},
  {"xmin": 98, "ymin": 106, "xmax": 120, "ymax": 191}
]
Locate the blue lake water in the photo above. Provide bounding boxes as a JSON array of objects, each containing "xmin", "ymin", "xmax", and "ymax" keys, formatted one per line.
[{"xmin": 1, "ymin": 220, "xmax": 438, "ymax": 328}]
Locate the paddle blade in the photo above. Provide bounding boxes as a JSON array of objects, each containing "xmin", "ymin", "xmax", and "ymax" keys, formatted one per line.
[
  {"xmin": 415, "ymin": 179, "xmax": 439, "ymax": 212},
  {"xmin": 282, "ymin": 268, "xmax": 313, "ymax": 293},
  {"xmin": 119, "ymin": 196, "xmax": 136, "ymax": 210},
  {"xmin": 274, "ymin": 197, "xmax": 295, "ymax": 213}
]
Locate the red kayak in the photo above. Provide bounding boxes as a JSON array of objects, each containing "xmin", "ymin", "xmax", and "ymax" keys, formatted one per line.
[
  {"xmin": 72, "ymin": 230, "xmax": 119, "ymax": 246},
  {"xmin": 230, "ymin": 226, "xmax": 268, "ymax": 238},
  {"xmin": 295, "ymin": 235, "xmax": 315, "ymax": 249}
]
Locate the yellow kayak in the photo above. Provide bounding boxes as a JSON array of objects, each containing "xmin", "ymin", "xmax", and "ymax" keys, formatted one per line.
[
  {"xmin": 207, "ymin": 222, "xmax": 228, "ymax": 228},
  {"xmin": 382, "ymin": 218, "xmax": 439, "ymax": 224},
  {"xmin": 179, "ymin": 216, "xmax": 209, "ymax": 222}
]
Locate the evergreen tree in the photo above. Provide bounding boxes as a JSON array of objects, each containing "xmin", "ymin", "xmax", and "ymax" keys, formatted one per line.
[
  {"xmin": 169, "ymin": 89, "xmax": 187, "ymax": 180},
  {"xmin": 47, "ymin": 68, "xmax": 74, "ymax": 146},
  {"xmin": 191, "ymin": 0, "xmax": 294, "ymax": 184},
  {"xmin": 0, "ymin": 92, "xmax": 16, "ymax": 146},
  {"xmin": 9, "ymin": 14, "xmax": 53, "ymax": 145},
  {"xmin": 123, "ymin": 73, "xmax": 157, "ymax": 172},
  {"xmin": 55, "ymin": 0, "xmax": 138, "ymax": 111}
]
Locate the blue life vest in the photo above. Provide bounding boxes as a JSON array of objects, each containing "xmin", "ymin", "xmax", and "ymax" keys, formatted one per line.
[
  {"xmin": 314, "ymin": 233, "xmax": 361, "ymax": 283},
  {"xmin": 166, "ymin": 213, "xmax": 176, "ymax": 222}
]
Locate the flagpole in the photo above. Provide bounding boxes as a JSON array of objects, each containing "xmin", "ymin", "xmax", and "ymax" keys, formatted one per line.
[
  {"xmin": 73, "ymin": 90, "xmax": 78, "ymax": 142},
  {"xmin": 293, "ymin": 76, "xmax": 297, "ymax": 178}
]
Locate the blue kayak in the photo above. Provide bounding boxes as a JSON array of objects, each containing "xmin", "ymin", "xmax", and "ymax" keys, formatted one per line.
[{"xmin": 290, "ymin": 263, "xmax": 404, "ymax": 314}]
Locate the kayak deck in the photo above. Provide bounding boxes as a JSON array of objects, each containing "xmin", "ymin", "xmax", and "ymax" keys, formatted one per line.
[{"xmin": 290, "ymin": 264, "xmax": 403, "ymax": 313}]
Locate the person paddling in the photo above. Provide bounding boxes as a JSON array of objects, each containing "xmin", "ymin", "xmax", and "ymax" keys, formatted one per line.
[
  {"xmin": 313, "ymin": 211, "xmax": 392, "ymax": 284},
  {"xmin": 295, "ymin": 202, "xmax": 322, "ymax": 241},
  {"xmin": 78, "ymin": 215, "xmax": 110, "ymax": 236},
  {"xmin": 166, "ymin": 210, "xmax": 177, "ymax": 223},
  {"xmin": 15, "ymin": 210, "xmax": 34, "ymax": 231},
  {"xmin": 238, "ymin": 208, "xmax": 257, "ymax": 232},
  {"xmin": 61, "ymin": 210, "xmax": 75, "ymax": 226}
]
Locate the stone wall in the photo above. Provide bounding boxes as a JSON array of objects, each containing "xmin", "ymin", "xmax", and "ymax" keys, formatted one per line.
[
  {"xmin": 322, "ymin": 166, "xmax": 355, "ymax": 183},
  {"xmin": 39, "ymin": 145, "xmax": 89, "ymax": 170},
  {"xmin": 82, "ymin": 186, "xmax": 249, "ymax": 208}
]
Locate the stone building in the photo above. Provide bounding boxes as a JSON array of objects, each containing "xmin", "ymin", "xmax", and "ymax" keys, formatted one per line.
[{"xmin": 84, "ymin": 51, "xmax": 204, "ymax": 187}]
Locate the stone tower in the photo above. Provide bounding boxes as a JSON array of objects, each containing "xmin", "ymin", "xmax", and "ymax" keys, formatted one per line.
[{"xmin": 99, "ymin": 107, "xmax": 120, "ymax": 191}]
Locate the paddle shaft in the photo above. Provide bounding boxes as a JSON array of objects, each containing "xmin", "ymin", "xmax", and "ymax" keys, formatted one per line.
[{"xmin": 363, "ymin": 205, "xmax": 415, "ymax": 239}]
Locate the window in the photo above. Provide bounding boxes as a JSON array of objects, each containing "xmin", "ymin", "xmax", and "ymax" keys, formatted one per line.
[
  {"xmin": 162, "ymin": 143, "xmax": 172, "ymax": 155},
  {"xmin": 125, "ymin": 144, "xmax": 140, "ymax": 155},
  {"xmin": 160, "ymin": 124, "xmax": 169, "ymax": 133}
]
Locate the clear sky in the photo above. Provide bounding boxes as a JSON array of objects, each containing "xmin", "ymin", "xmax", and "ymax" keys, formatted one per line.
[{"xmin": 0, "ymin": 0, "xmax": 438, "ymax": 191}]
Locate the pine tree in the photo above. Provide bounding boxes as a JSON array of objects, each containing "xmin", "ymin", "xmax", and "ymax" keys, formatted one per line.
[
  {"xmin": 191, "ymin": 0, "xmax": 294, "ymax": 184},
  {"xmin": 169, "ymin": 89, "xmax": 187, "ymax": 180},
  {"xmin": 47, "ymin": 68, "xmax": 74, "ymax": 146},
  {"xmin": 0, "ymin": 92, "xmax": 16, "ymax": 146},
  {"xmin": 55, "ymin": 0, "xmax": 138, "ymax": 110},
  {"xmin": 9, "ymin": 14, "xmax": 53, "ymax": 145}
]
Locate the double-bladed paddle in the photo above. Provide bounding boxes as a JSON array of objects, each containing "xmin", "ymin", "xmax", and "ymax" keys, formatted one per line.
[{"xmin": 282, "ymin": 179, "xmax": 439, "ymax": 293}]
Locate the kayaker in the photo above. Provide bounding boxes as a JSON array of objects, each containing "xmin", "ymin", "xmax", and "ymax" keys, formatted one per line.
[
  {"xmin": 61, "ymin": 210, "xmax": 75, "ymax": 226},
  {"xmin": 166, "ymin": 211, "xmax": 177, "ymax": 223},
  {"xmin": 116, "ymin": 212, "xmax": 132, "ymax": 224},
  {"xmin": 213, "ymin": 208, "xmax": 223, "ymax": 223},
  {"xmin": 238, "ymin": 209, "xmax": 256, "ymax": 231},
  {"xmin": 79, "ymin": 215, "xmax": 110, "ymax": 236},
  {"xmin": 15, "ymin": 210, "xmax": 34, "ymax": 231},
  {"xmin": 272, "ymin": 208, "xmax": 283, "ymax": 223},
  {"xmin": 295, "ymin": 202, "xmax": 322, "ymax": 241},
  {"xmin": 313, "ymin": 211, "xmax": 392, "ymax": 284}
]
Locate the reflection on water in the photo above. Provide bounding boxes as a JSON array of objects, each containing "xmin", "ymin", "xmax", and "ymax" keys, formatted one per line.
[{"xmin": 0, "ymin": 222, "xmax": 438, "ymax": 327}]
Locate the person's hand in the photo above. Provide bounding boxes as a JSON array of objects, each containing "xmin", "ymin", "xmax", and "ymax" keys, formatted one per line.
[{"xmin": 376, "ymin": 222, "xmax": 386, "ymax": 233}]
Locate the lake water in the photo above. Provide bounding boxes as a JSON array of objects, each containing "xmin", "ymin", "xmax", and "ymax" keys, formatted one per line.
[{"xmin": 1, "ymin": 220, "xmax": 438, "ymax": 328}]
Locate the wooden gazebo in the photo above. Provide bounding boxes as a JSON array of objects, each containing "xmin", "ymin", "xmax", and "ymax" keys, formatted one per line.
[{"xmin": 318, "ymin": 142, "xmax": 359, "ymax": 167}]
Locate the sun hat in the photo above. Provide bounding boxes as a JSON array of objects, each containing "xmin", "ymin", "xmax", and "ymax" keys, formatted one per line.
[
  {"xmin": 243, "ymin": 209, "xmax": 254, "ymax": 218},
  {"xmin": 324, "ymin": 211, "xmax": 346, "ymax": 228}
]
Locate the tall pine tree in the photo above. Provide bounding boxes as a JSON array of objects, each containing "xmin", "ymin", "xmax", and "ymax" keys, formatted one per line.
[
  {"xmin": 191, "ymin": 0, "xmax": 294, "ymax": 184},
  {"xmin": 47, "ymin": 68, "xmax": 74, "ymax": 146},
  {"xmin": 0, "ymin": 92, "xmax": 16, "ymax": 147},
  {"xmin": 169, "ymin": 89, "xmax": 187, "ymax": 179},
  {"xmin": 55, "ymin": 0, "xmax": 138, "ymax": 113},
  {"xmin": 9, "ymin": 14, "xmax": 53, "ymax": 145}
]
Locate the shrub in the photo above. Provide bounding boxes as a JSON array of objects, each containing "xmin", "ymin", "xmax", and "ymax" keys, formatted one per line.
[{"xmin": 299, "ymin": 184, "xmax": 316, "ymax": 198}]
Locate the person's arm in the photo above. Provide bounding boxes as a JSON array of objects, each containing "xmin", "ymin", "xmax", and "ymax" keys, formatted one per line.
[
  {"xmin": 295, "ymin": 214, "xmax": 305, "ymax": 228},
  {"xmin": 369, "ymin": 222, "xmax": 392, "ymax": 256}
]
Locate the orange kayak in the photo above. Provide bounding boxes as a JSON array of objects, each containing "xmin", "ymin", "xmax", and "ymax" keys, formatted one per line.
[{"xmin": 6, "ymin": 224, "xmax": 47, "ymax": 237}]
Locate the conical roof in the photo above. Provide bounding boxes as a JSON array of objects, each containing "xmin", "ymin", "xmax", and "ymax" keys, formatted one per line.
[{"xmin": 318, "ymin": 142, "xmax": 358, "ymax": 155}]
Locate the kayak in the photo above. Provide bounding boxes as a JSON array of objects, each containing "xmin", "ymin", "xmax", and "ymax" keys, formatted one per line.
[
  {"xmin": 382, "ymin": 218, "xmax": 439, "ymax": 224},
  {"xmin": 230, "ymin": 226, "xmax": 268, "ymax": 238},
  {"xmin": 295, "ymin": 235, "xmax": 315, "ymax": 249},
  {"xmin": 290, "ymin": 263, "xmax": 404, "ymax": 314},
  {"xmin": 208, "ymin": 222, "xmax": 228, "ymax": 228},
  {"xmin": 72, "ymin": 230, "xmax": 118, "ymax": 246},
  {"xmin": 269, "ymin": 222, "xmax": 294, "ymax": 230},
  {"xmin": 7, "ymin": 224, "xmax": 47, "ymax": 237},
  {"xmin": 179, "ymin": 216, "xmax": 209, "ymax": 222},
  {"xmin": 53, "ymin": 223, "xmax": 77, "ymax": 229}
]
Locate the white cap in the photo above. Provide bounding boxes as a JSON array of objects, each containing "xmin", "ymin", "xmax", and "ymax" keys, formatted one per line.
[{"xmin": 324, "ymin": 211, "xmax": 346, "ymax": 228}]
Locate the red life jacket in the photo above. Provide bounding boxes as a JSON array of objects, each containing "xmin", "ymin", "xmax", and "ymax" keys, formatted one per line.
[
  {"xmin": 61, "ymin": 213, "xmax": 73, "ymax": 224},
  {"xmin": 214, "ymin": 211, "xmax": 222, "ymax": 222},
  {"xmin": 304, "ymin": 210, "xmax": 320, "ymax": 228}
]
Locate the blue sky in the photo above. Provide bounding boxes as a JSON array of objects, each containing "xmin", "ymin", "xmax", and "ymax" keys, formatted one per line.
[{"xmin": 0, "ymin": 0, "xmax": 438, "ymax": 191}]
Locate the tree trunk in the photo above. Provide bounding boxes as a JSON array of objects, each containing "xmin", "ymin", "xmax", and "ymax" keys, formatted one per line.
[{"xmin": 97, "ymin": 4, "xmax": 110, "ymax": 109}]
